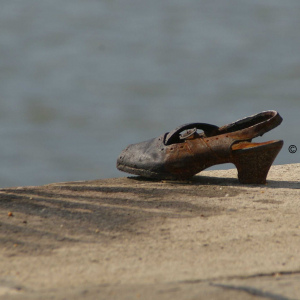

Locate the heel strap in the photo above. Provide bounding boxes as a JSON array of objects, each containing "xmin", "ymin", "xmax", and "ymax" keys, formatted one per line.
[{"xmin": 217, "ymin": 110, "xmax": 282, "ymax": 139}]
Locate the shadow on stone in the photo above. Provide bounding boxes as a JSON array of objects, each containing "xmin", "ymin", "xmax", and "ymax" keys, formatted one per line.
[{"xmin": 0, "ymin": 178, "xmax": 243, "ymax": 255}]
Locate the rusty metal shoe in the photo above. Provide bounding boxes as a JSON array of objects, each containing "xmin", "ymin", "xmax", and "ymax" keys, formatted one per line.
[{"xmin": 117, "ymin": 110, "xmax": 283, "ymax": 184}]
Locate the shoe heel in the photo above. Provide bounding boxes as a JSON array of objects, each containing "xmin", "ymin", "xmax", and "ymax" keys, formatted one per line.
[{"xmin": 232, "ymin": 140, "xmax": 283, "ymax": 184}]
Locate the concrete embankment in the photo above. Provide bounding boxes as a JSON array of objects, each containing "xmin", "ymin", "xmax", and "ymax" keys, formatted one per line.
[{"xmin": 0, "ymin": 164, "xmax": 299, "ymax": 299}]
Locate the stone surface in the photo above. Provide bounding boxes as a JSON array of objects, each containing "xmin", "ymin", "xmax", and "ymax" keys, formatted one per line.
[{"xmin": 0, "ymin": 164, "xmax": 299, "ymax": 299}]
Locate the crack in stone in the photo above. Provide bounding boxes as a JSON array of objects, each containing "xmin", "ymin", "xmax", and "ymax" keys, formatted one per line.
[
  {"xmin": 178, "ymin": 269, "xmax": 300, "ymax": 285},
  {"xmin": 211, "ymin": 283, "xmax": 296, "ymax": 300}
]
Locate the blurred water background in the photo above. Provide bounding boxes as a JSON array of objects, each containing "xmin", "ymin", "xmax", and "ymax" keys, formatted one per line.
[{"xmin": 0, "ymin": 0, "xmax": 299, "ymax": 187}]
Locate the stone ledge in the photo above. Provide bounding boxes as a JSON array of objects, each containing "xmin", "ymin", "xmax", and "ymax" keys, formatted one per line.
[{"xmin": 0, "ymin": 164, "xmax": 299, "ymax": 299}]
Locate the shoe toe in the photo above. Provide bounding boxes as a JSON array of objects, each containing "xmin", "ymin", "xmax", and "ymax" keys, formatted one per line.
[{"xmin": 117, "ymin": 137, "xmax": 166, "ymax": 176}]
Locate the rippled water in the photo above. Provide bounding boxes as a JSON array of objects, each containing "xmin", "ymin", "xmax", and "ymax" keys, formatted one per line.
[{"xmin": 0, "ymin": 0, "xmax": 299, "ymax": 187}]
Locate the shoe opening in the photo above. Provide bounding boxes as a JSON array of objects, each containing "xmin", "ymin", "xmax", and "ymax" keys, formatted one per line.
[{"xmin": 231, "ymin": 140, "xmax": 281, "ymax": 151}]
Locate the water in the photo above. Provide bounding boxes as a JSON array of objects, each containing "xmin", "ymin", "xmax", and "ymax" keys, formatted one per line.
[{"xmin": 0, "ymin": 0, "xmax": 299, "ymax": 187}]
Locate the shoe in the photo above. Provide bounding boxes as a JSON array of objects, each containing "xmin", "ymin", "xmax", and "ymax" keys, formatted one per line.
[{"xmin": 117, "ymin": 110, "xmax": 283, "ymax": 184}]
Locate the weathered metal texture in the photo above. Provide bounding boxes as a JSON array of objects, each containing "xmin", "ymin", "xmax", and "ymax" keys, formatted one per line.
[{"xmin": 117, "ymin": 110, "xmax": 283, "ymax": 183}]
